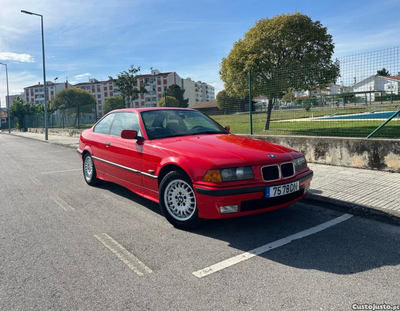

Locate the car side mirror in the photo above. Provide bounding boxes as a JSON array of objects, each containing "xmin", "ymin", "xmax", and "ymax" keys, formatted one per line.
[
  {"xmin": 224, "ymin": 125, "xmax": 231, "ymax": 132},
  {"xmin": 121, "ymin": 129, "xmax": 138, "ymax": 140}
]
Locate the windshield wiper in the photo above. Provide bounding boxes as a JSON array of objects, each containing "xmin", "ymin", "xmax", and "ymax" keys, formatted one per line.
[{"xmin": 193, "ymin": 131, "xmax": 222, "ymax": 135}]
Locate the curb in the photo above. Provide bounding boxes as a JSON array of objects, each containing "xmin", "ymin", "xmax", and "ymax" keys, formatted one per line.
[
  {"xmin": 8, "ymin": 133, "xmax": 79, "ymax": 150},
  {"xmin": 304, "ymin": 194, "xmax": 400, "ymax": 226}
]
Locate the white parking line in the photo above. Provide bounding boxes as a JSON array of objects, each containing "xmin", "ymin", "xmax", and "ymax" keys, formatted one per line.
[
  {"xmin": 193, "ymin": 213, "xmax": 353, "ymax": 278},
  {"xmin": 29, "ymin": 176, "xmax": 42, "ymax": 186},
  {"xmin": 41, "ymin": 169, "xmax": 81, "ymax": 174},
  {"xmin": 94, "ymin": 233, "xmax": 153, "ymax": 276},
  {"xmin": 50, "ymin": 195, "xmax": 75, "ymax": 211}
]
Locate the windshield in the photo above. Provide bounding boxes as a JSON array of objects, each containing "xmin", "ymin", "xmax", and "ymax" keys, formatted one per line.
[{"xmin": 141, "ymin": 109, "xmax": 229, "ymax": 140}]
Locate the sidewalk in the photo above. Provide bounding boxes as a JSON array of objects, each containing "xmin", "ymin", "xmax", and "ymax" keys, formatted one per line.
[{"xmin": 7, "ymin": 131, "xmax": 400, "ymax": 225}]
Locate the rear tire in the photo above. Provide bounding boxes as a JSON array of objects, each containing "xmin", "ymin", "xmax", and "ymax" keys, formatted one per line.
[
  {"xmin": 159, "ymin": 171, "xmax": 202, "ymax": 229},
  {"xmin": 83, "ymin": 153, "xmax": 100, "ymax": 186}
]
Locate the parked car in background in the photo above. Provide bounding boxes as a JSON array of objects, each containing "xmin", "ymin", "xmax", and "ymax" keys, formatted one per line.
[{"xmin": 77, "ymin": 108, "xmax": 313, "ymax": 229}]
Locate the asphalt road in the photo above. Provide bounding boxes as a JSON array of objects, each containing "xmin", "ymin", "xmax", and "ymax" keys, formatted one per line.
[{"xmin": 1, "ymin": 134, "xmax": 399, "ymax": 311}]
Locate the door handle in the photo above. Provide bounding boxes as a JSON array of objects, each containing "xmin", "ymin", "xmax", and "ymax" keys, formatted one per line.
[{"xmin": 105, "ymin": 141, "xmax": 111, "ymax": 147}]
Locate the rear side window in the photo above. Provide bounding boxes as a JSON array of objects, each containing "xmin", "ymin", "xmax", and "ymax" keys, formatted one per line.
[{"xmin": 94, "ymin": 113, "xmax": 114, "ymax": 135}]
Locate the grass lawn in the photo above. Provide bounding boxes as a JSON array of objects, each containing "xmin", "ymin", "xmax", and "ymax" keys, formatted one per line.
[{"xmin": 211, "ymin": 107, "xmax": 400, "ymax": 139}]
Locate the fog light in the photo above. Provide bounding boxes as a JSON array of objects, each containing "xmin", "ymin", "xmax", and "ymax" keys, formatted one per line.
[{"xmin": 220, "ymin": 205, "xmax": 239, "ymax": 214}]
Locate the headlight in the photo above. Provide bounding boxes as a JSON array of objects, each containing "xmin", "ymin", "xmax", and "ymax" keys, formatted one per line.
[
  {"xmin": 203, "ymin": 166, "xmax": 254, "ymax": 182},
  {"xmin": 293, "ymin": 156, "xmax": 307, "ymax": 171}
]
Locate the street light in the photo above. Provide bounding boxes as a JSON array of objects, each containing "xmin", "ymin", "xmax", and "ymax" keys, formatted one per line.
[
  {"xmin": 21, "ymin": 10, "xmax": 48, "ymax": 140},
  {"xmin": 0, "ymin": 62, "xmax": 11, "ymax": 133}
]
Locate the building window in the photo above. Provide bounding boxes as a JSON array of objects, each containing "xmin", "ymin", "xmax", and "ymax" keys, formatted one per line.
[
  {"xmin": 98, "ymin": 105, "xmax": 102, "ymax": 110},
  {"xmin": 164, "ymin": 86, "xmax": 167, "ymax": 91},
  {"xmin": 158, "ymin": 87, "xmax": 162, "ymax": 92},
  {"xmin": 141, "ymin": 102, "xmax": 144, "ymax": 106},
  {"xmin": 163, "ymin": 80, "xmax": 167, "ymax": 84},
  {"xmin": 98, "ymin": 100, "xmax": 101, "ymax": 104},
  {"xmin": 105, "ymin": 92, "xmax": 108, "ymax": 97},
  {"xmin": 158, "ymin": 94, "xmax": 162, "ymax": 98},
  {"xmin": 141, "ymin": 94, "xmax": 144, "ymax": 99},
  {"xmin": 110, "ymin": 92, "xmax": 113, "ymax": 97},
  {"xmin": 97, "ymin": 94, "xmax": 101, "ymax": 98},
  {"xmin": 157, "ymin": 80, "xmax": 161, "ymax": 85},
  {"xmin": 109, "ymin": 86, "xmax": 113, "ymax": 90},
  {"xmin": 104, "ymin": 86, "xmax": 107, "ymax": 91}
]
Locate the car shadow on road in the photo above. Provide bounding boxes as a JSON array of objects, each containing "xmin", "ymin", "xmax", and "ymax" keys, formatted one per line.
[
  {"xmin": 97, "ymin": 181, "xmax": 162, "ymax": 215},
  {"xmin": 95, "ymin": 182, "xmax": 400, "ymax": 276},
  {"xmin": 189, "ymin": 203, "xmax": 400, "ymax": 275}
]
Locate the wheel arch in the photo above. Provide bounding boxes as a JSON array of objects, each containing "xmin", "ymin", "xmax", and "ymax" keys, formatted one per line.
[{"xmin": 157, "ymin": 164, "xmax": 191, "ymax": 186}]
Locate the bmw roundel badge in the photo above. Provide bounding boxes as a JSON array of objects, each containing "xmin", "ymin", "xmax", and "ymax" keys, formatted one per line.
[{"xmin": 268, "ymin": 154, "xmax": 276, "ymax": 158}]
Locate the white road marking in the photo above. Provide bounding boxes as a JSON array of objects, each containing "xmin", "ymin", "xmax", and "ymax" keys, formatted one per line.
[
  {"xmin": 94, "ymin": 233, "xmax": 153, "ymax": 276},
  {"xmin": 41, "ymin": 169, "xmax": 81, "ymax": 174},
  {"xmin": 29, "ymin": 176, "xmax": 42, "ymax": 186},
  {"xmin": 50, "ymin": 195, "xmax": 75, "ymax": 211},
  {"xmin": 192, "ymin": 213, "xmax": 353, "ymax": 278}
]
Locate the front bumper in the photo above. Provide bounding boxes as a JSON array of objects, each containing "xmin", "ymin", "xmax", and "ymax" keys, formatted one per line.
[{"xmin": 194, "ymin": 170, "xmax": 313, "ymax": 219}]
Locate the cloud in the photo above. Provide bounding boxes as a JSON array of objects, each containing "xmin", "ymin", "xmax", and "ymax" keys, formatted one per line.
[
  {"xmin": 74, "ymin": 73, "xmax": 91, "ymax": 80},
  {"xmin": 0, "ymin": 52, "xmax": 35, "ymax": 63}
]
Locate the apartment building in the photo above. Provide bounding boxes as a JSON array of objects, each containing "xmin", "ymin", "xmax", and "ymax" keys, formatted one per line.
[
  {"xmin": 5, "ymin": 93, "xmax": 24, "ymax": 105},
  {"xmin": 24, "ymin": 81, "xmax": 72, "ymax": 105},
  {"xmin": 74, "ymin": 70, "xmax": 183, "ymax": 116},
  {"xmin": 21, "ymin": 69, "xmax": 209, "ymax": 117},
  {"xmin": 74, "ymin": 78, "xmax": 118, "ymax": 117},
  {"xmin": 183, "ymin": 78, "xmax": 215, "ymax": 107},
  {"xmin": 131, "ymin": 69, "xmax": 183, "ymax": 108}
]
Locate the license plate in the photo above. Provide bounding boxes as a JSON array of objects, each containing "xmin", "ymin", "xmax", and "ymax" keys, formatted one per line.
[{"xmin": 266, "ymin": 181, "xmax": 299, "ymax": 198}]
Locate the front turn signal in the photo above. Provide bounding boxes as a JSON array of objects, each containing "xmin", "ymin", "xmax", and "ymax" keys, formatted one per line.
[{"xmin": 202, "ymin": 170, "xmax": 222, "ymax": 183}]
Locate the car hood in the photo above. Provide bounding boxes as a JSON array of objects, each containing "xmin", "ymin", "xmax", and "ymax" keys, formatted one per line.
[{"xmin": 153, "ymin": 134, "xmax": 299, "ymax": 167}]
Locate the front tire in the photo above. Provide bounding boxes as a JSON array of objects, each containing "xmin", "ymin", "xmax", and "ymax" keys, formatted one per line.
[
  {"xmin": 159, "ymin": 171, "xmax": 202, "ymax": 229},
  {"xmin": 83, "ymin": 153, "xmax": 100, "ymax": 186}
]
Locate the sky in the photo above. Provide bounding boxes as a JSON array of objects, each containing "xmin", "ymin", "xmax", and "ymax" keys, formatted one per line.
[{"xmin": 1, "ymin": 0, "xmax": 400, "ymax": 108}]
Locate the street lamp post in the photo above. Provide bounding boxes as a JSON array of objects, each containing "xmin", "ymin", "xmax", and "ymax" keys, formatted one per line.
[
  {"xmin": 21, "ymin": 10, "xmax": 48, "ymax": 140},
  {"xmin": 0, "ymin": 62, "xmax": 11, "ymax": 133}
]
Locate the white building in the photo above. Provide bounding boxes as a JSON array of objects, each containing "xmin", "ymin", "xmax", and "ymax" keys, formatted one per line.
[
  {"xmin": 74, "ymin": 78, "xmax": 118, "ymax": 117},
  {"xmin": 183, "ymin": 78, "xmax": 215, "ymax": 107},
  {"xmin": 24, "ymin": 81, "xmax": 72, "ymax": 105},
  {"xmin": 352, "ymin": 75, "xmax": 400, "ymax": 102},
  {"xmin": 133, "ymin": 69, "xmax": 183, "ymax": 108},
  {"xmin": 5, "ymin": 93, "xmax": 24, "ymax": 105}
]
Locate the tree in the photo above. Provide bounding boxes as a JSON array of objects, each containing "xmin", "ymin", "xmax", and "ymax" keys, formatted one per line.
[
  {"xmin": 377, "ymin": 68, "xmax": 390, "ymax": 76},
  {"xmin": 53, "ymin": 88, "xmax": 96, "ymax": 127},
  {"xmin": 220, "ymin": 13, "xmax": 340, "ymax": 130},
  {"xmin": 104, "ymin": 96, "xmax": 124, "ymax": 114},
  {"xmin": 109, "ymin": 65, "xmax": 147, "ymax": 108},
  {"xmin": 166, "ymin": 84, "xmax": 189, "ymax": 108},
  {"xmin": 216, "ymin": 90, "xmax": 238, "ymax": 113},
  {"xmin": 282, "ymin": 92, "xmax": 294, "ymax": 103},
  {"xmin": 9, "ymin": 97, "xmax": 40, "ymax": 129},
  {"xmin": 158, "ymin": 96, "xmax": 179, "ymax": 107}
]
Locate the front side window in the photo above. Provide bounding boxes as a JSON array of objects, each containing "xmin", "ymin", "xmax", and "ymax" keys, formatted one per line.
[
  {"xmin": 94, "ymin": 113, "xmax": 115, "ymax": 135},
  {"xmin": 109, "ymin": 112, "xmax": 141, "ymax": 137}
]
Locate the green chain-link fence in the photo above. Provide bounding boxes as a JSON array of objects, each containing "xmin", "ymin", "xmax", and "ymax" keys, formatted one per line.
[{"xmin": 206, "ymin": 47, "xmax": 400, "ymax": 139}]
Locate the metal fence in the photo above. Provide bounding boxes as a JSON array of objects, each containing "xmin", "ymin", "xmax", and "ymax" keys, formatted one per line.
[
  {"xmin": 207, "ymin": 47, "xmax": 400, "ymax": 139},
  {"xmin": 24, "ymin": 103, "xmax": 97, "ymax": 130}
]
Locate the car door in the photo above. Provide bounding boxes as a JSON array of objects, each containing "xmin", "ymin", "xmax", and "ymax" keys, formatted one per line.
[
  {"xmin": 90, "ymin": 113, "xmax": 115, "ymax": 174},
  {"xmin": 103, "ymin": 112, "xmax": 143, "ymax": 194}
]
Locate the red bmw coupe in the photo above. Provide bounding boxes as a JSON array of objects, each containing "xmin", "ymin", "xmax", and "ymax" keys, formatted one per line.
[{"xmin": 78, "ymin": 108, "xmax": 313, "ymax": 229}]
